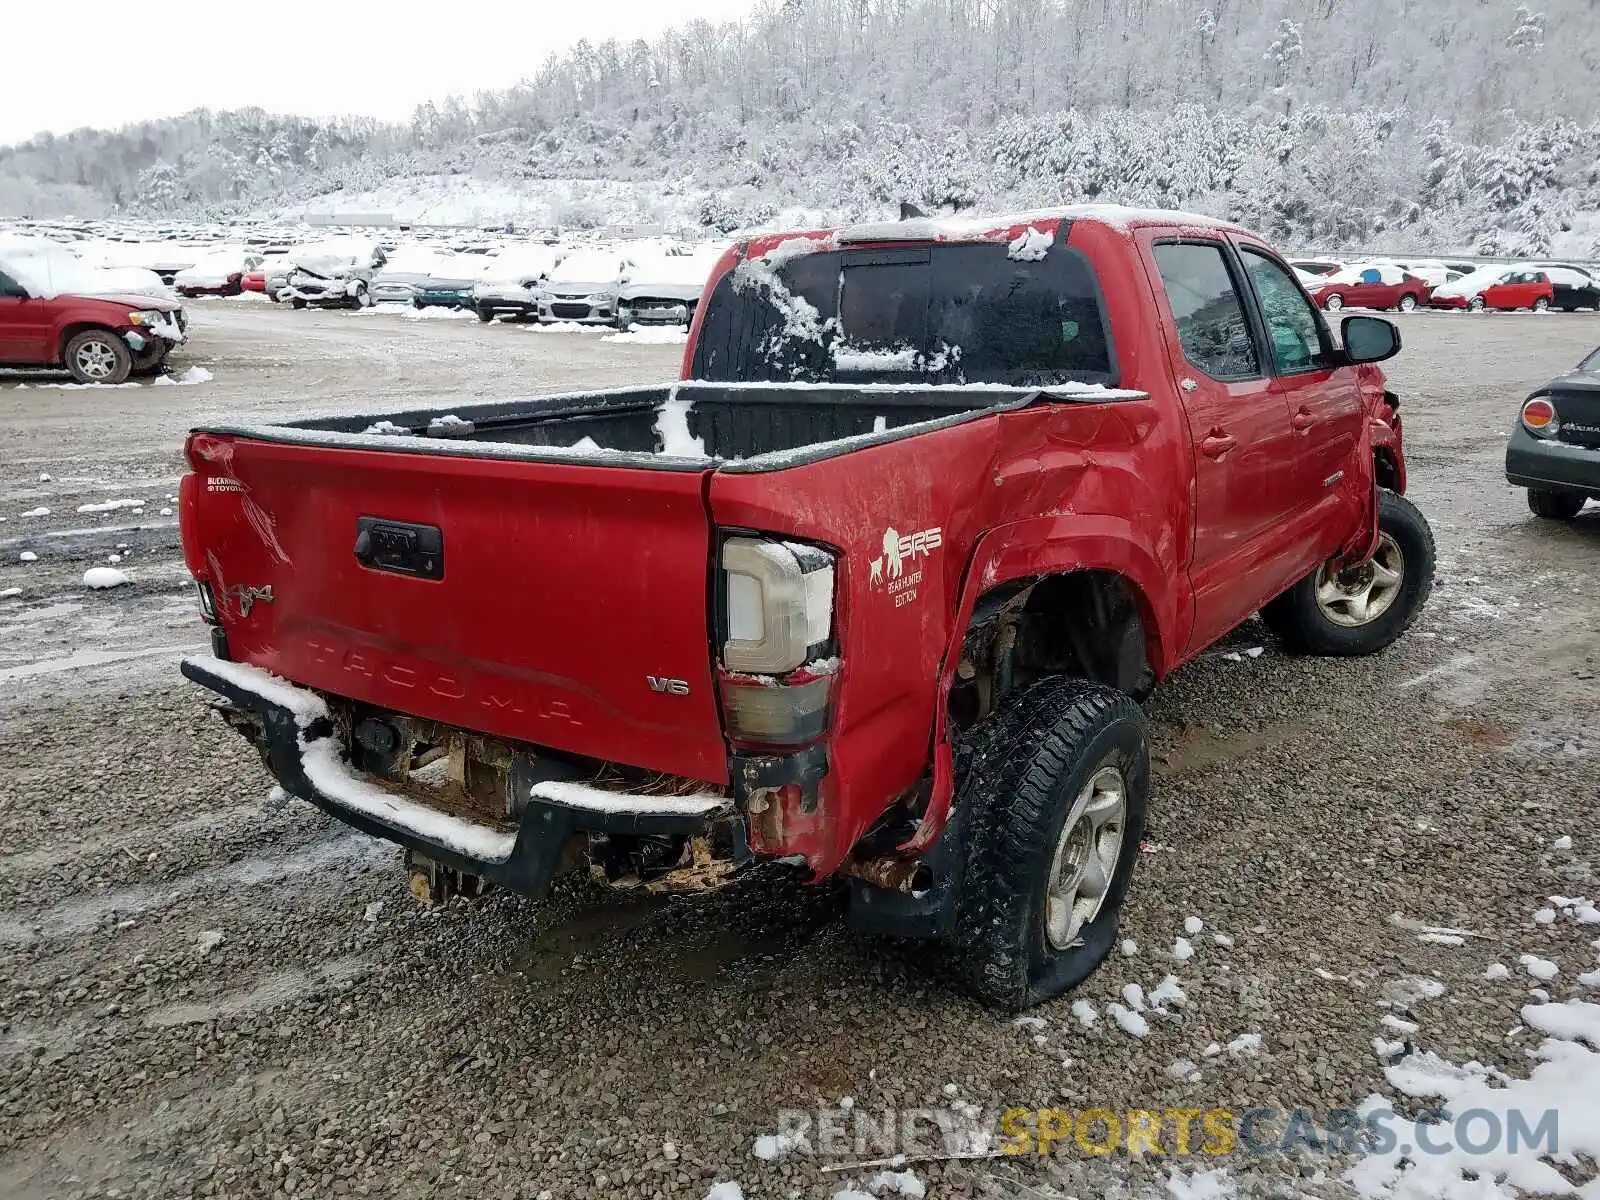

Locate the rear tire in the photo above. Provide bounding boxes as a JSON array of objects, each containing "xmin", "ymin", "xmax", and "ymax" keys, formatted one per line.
[
  {"xmin": 1262, "ymin": 490, "xmax": 1435, "ymax": 656},
  {"xmin": 64, "ymin": 330, "xmax": 132, "ymax": 385},
  {"xmin": 476, "ymin": 305, "xmax": 495, "ymax": 323},
  {"xmin": 1528, "ymin": 488, "xmax": 1586, "ymax": 520},
  {"xmin": 1469, "ymin": 296, "xmax": 1486, "ymax": 312},
  {"xmin": 1323, "ymin": 294, "xmax": 1344, "ymax": 311},
  {"xmin": 1398, "ymin": 294, "xmax": 1418, "ymax": 312},
  {"xmin": 1534, "ymin": 297, "xmax": 1551, "ymax": 312},
  {"xmin": 946, "ymin": 677, "xmax": 1149, "ymax": 1011}
]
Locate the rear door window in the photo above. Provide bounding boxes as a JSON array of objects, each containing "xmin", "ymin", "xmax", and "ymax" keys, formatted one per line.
[{"xmin": 691, "ymin": 238, "xmax": 1114, "ymax": 386}]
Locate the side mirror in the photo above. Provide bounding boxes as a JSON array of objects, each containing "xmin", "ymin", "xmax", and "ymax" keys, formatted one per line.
[{"xmin": 1342, "ymin": 315, "xmax": 1401, "ymax": 365}]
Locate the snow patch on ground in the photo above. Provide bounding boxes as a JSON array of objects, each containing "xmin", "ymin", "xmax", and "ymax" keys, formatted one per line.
[
  {"xmin": 1348, "ymin": 998, "xmax": 1600, "ymax": 1199},
  {"xmin": 604, "ymin": 326, "xmax": 689, "ymax": 345},
  {"xmin": 82, "ymin": 567, "xmax": 129, "ymax": 589},
  {"xmin": 151, "ymin": 365, "xmax": 215, "ymax": 385}
]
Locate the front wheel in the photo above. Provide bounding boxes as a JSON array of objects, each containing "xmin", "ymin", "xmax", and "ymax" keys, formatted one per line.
[
  {"xmin": 1323, "ymin": 294, "xmax": 1344, "ymax": 311},
  {"xmin": 1398, "ymin": 294, "xmax": 1418, "ymax": 312},
  {"xmin": 64, "ymin": 330, "xmax": 133, "ymax": 385},
  {"xmin": 291, "ymin": 298, "xmax": 307, "ymax": 310},
  {"xmin": 476, "ymin": 305, "xmax": 495, "ymax": 323},
  {"xmin": 1262, "ymin": 490, "xmax": 1435, "ymax": 656},
  {"xmin": 354, "ymin": 285, "xmax": 374, "ymax": 309},
  {"xmin": 946, "ymin": 677, "xmax": 1149, "ymax": 1010},
  {"xmin": 1528, "ymin": 488, "xmax": 1586, "ymax": 520}
]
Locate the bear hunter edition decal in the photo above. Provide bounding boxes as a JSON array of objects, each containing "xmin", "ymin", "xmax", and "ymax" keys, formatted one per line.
[{"xmin": 868, "ymin": 526, "xmax": 942, "ymax": 608}]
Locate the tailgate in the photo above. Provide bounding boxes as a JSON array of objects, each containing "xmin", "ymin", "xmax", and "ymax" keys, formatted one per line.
[{"xmin": 181, "ymin": 434, "xmax": 728, "ymax": 784}]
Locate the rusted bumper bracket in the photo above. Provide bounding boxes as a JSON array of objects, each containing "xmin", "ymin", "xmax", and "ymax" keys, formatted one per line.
[{"xmin": 181, "ymin": 656, "xmax": 729, "ymax": 900}]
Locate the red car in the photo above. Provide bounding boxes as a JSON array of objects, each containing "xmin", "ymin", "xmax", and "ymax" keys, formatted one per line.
[
  {"xmin": 0, "ymin": 259, "xmax": 188, "ymax": 383},
  {"xmin": 177, "ymin": 206, "xmax": 1431, "ymax": 1009},
  {"xmin": 175, "ymin": 250, "xmax": 264, "ymax": 298},
  {"xmin": 240, "ymin": 268, "xmax": 268, "ymax": 294},
  {"xmin": 1307, "ymin": 264, "xmax": 1433, "ymax": 312},
  {"xmin": 1429, "ymin": 267, "xmax": 1555, "ymax": 312}
]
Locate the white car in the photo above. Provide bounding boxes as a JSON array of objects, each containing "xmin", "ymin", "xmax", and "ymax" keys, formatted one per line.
[
  {"xmin": 538, "ymin": 249, "xmax": 635, "ymax": 326},
  {"xmin": 281, "ymin": 238, "xmax": 388, "ymax": 309},
  {"xmin": 618, "ymin": 246, "xmax": 725, "ymax": 327},
  {"xmin": 472, "ymin": 244, "xmax": 566, "ymax": 322}
]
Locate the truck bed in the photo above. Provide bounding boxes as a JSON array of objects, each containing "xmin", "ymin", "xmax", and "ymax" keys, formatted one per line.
[{"xmin": 198, "ymin": 381, "xmax": 1136, "ymax": 471}]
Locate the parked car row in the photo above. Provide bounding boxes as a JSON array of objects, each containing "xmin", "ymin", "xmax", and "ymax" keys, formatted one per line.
[
  {"xmin": 1289, "ymin": 256, "xmax": 1600, "ymax": 314},
  {"xmin": 239, "ymin": 238, "xmax": 726, "ymax": 328}
]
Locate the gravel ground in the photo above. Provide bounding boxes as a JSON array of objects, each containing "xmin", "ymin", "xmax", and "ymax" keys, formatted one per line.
[{"xmin": 0, "ymin": 303, "xmax": 1597, "ymax": 1200}]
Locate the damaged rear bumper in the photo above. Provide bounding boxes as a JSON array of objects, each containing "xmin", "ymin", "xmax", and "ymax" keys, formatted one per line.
[{"xmin": 179, "ymin": 654, "xmax": 734, "ymax": 898}]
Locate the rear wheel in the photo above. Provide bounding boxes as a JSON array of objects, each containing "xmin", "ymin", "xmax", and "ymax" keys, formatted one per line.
[
  {"xmin": 354, "ymin": 284, "xmax": 373, "ymax": 309},
  {"xmin": 1323, "ymin": 293, "xmax": 1344, "ymax": 311},
  {"xmin": 1468, "ymin": 296, "xmax": 1486, "ymax": 312},
  {"xmin": 1528, "ymin": 489, "xmax": 1586, "ymax": 520},
  {"xmin": 1398, "ymin": 294, "xmax": 1418, "ymax": 312},
  {"xmin": 1262, "ymin": 490, "xmax": 1435, "ymax": 656},
  {"xmin": 1533, "ymin": 297, "xmax": 1551, "ymax": 312},
  {"xmin": 64, "ymin": 330, "xmax": 132, "ymax": 385},
  {"xmin": 946, "ymin": 676, "xmax": 1149, "ymax": 1010},
  {"xmin": 476, "ymin": 306, "xmax": 496, "ymax": 323}
]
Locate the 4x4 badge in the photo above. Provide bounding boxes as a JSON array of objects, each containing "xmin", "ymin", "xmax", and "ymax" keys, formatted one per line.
[{"xmin": 231, "ymin": 584, "xmax": 275, "ymax": 617}]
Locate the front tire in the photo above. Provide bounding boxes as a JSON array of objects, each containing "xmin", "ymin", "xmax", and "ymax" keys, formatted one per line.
[
  {"xmin": 476, "ymin": 306, "xmax": 496, "ymax": 323},
  {"xmin": 64, "ymin": 330, "xmax": 132, "ymax": 385},
  {"xmin": 1323, "ymin": 294, "xmax": 1345, "ymax": 311},
  {"xmin": 1398, "ymin": 294, "xmax": 1418, "ymax": 312},
  {"xmin": 1528, "ymin": 488, "xmax": 1586, "ymax": 520},
  {"xmin": 1263, "ymin": 490, "xmax": 1435, "ymax": 656},
  {"xmin": 947, "ymin": 677, "xmax": 1149, "ymax": 1011}
]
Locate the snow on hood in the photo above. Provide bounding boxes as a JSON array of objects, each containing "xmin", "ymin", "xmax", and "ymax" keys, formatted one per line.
[
  {"xmin": 548, "ymin": 249, "xmax": 629, "ymax": 288},
  {"xmin": 1431, "ymin": 265, "xmax": 1509, "ymax": 299}
]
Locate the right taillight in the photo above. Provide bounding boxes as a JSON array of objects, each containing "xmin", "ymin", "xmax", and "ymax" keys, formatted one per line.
[
  {"xmin": 717, "ymin": 535, "xmax": 838, "ymax": 748},
  {"xmin": 1521, "ymin": 397, "xmax": 1558, "ymax": 437}
]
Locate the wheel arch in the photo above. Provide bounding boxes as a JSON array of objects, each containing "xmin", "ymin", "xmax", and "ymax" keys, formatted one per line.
[{"xmin": 57, "ymin": 322, "xmax": 122, "ymax": 363}]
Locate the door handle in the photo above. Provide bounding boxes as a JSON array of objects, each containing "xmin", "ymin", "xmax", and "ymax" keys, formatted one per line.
[
  {"xmin": 1200, "ymin": 432, "xmax": 1237, "ymax": 459},
  {"xmin": 1291, "ymin": 408, "xmax": 1315, "ymax": 432}
]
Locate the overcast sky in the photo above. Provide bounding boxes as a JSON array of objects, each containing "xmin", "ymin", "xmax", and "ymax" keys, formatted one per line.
[{"xmin": 2, "ymin": 0, "xmax": 759, "ymax": 145}]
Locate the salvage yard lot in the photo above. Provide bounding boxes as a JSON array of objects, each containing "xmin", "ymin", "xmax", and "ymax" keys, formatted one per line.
[{"xmin": 1, "ymin": 304, "xmax": 1598, "ymax": 1199}]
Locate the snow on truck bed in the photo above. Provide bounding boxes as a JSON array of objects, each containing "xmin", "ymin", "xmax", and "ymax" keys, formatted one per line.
[{"xmin": 197, "ymin": 380, "xmax": 1149, "ymax": 472}]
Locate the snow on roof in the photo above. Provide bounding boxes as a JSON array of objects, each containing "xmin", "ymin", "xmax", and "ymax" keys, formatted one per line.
[{"xmin": 832, "ymin": 203, "xmax": 1243, "ymax": 246}]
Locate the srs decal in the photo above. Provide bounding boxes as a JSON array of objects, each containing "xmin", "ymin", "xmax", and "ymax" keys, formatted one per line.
[{"xmin": 869, "ymin": 525, "xmax": 941, "ymax": 607}]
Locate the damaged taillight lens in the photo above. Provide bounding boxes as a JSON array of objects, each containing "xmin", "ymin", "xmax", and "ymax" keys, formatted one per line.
[
  {"xmin": 719, "ymin": 668, "xmax": 834, "ymax": 746},
  {"xmin": 721, "ymin": 537, "xmax": 834, "ymax": 674}
]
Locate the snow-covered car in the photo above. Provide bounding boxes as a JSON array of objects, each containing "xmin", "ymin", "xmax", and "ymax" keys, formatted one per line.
[
  {"xmin": 282, "ymin": 239, "xmax": 388, "ymax": 309},
  {"xmin": 537, "ymin": 249, "xmax": 634, "ymax": 326},
  {"xmin": 0, "ymin": 249, "xmax": 188, "ymax": 382},
  {"xmin": 174, "ymin": 248, "xmax": 265, "ymax": 297},
  {"xmin": 617, "ymin": 245, "xmax": 724, "ymax": 327},
  {"xmin": 471, "ymin": 245, "xmax": 565, "ymax": 322},
  {"xmin": 1429, "ymin": 266, "xmax": 1554, "ymax": 312},
  {"xmin": 412, "ymin": 256, "xmax": 480, "ymax": 310},
  {"xmin": 1390, "ymin": 259, "xmax": 1452, "ymax": 288},
  {"xmin": 369, "ymin": 247, "xmax": 454, "ymax": 305},
  {"xmin": 1306, "ymin": 264, "xmax": 1432, "ymax": 312},
  {"xmin": 1538, "ymin": 265, "xmax": 1600, "ymax": 311}
]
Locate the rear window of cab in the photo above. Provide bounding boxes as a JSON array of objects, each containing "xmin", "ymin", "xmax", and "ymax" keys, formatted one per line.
[{"xmin": 691, "ymin": 239, "xmax": 1115, "ymax": 387}]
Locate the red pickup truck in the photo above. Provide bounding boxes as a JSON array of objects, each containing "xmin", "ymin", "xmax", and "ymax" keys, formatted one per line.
[{"xmin": 178, "ymin": 207, "xmax": 1432, "ymax": 1009}]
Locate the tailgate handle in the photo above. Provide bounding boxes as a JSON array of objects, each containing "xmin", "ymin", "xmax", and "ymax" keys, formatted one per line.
[{"xmin": 353, "ymin": 517, "xmax": 444, "ymax": 580}]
